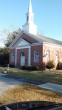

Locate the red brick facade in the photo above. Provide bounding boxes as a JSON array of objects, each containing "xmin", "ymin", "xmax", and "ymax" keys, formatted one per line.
[
  {"xmin": 31, "ymin": 45, "xmax": 43, "ymax": 66},
  {"xmin": 9, "ymin": 32, "xmax": 62, "ymax": 68},
  {"xmin": 43, "ymin": 44, "xmax": 62, "ymax": 65}
]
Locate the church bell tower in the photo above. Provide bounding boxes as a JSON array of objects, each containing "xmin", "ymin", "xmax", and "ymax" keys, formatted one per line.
[{"xmin": 22, "ymin": 0, "xmax": 37, "ymax": 35}]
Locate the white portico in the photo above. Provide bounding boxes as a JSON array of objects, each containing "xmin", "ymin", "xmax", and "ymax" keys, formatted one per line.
[
  {"xmin": 15, "ymin": 39, "xmax": 31, "ymax": 66},
  {"xmin": 22, "ymin": 0, "xmax": 37, "ymax": 35}
]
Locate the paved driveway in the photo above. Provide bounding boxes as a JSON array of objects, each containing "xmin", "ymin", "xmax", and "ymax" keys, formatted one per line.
[
  {"xmin": 0, "ymin": 73, "xmax": 62, "ymax": 95},
  {"xmin": 0, "ymin": 72, "xmax": 45, "ymax": 95},
  {"xmin": 0, "ymin": 73, "xmax": 23, "ymax": 94}
]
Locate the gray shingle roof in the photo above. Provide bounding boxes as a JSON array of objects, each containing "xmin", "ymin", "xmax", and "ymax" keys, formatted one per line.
[
  {"xmin": 23, "ymin": 31, "xmax": 62, "ymax": 46},
  {"xmin": 37, "ymin": 34, "xmax": 62, "ymax": 45}
]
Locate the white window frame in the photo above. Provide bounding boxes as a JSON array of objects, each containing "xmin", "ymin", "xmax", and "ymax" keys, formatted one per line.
[
  {"xmin": 46, "ymin": 50, "xmax": 50, "ymax": 62},
  {"xmin": 11, "ymin": 52, "xmax": 15, "ymax": 62},
  {"xmin": 56, "ymin": 51, "xmax": 59, "ymax": 63},
  {"xmin": 34, "ymin": 50, "xmax": 39, "ymax": 63}
]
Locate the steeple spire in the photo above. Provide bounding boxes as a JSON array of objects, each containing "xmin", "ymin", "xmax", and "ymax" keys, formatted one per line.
[
  {"xmin": 27, "ymin": 0, "xmax": 34, "ymax": 23},
  {"xmin": 22, "ymin": 0, "xmax": 37, "ymax": 35},
  {"xmin": 28, "ymin": 0, "xmax": 32, "ymax": 14}
]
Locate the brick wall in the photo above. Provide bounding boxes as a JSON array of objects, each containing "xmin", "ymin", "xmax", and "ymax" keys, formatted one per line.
[
  {"xmin": 43, "ymin": 44, "xmax": 62, "ymax": 65},
  {"xmin": 31, "ymin": 45, "xmax": 43, "ymax": 66}
]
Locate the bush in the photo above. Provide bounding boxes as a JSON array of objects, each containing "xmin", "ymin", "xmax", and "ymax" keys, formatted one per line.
[
  {"xmin": 21, "ymin": 65, "xmax": 30, "ymax": 70},
  {"xmin": 21, "ymin": 65, "xmax": 39, "ymax": 71},
  {"xmin": 56, "ymin": 62, "xmax": 62, "ymax": 70},
  {"xmin": 9, "ymin": 64, "xmax": 15, "ymax": 68},
  {"xmin": 30, "ymin": 66, "xmax": 39, "ymax": 71},
  {"xmin": 46, "ymin": 60, "xmax": 54, "ymax": 71},
  {"xmin": 39, "ymin": 62, "xmax": 46, "ymax": 71}
]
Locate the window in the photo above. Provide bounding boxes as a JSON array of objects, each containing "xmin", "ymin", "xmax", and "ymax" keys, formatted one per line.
[
  {"xmin": 46, "ymin": 50, "xmax": 50, "ymax": 62},
  {"xmin": 11, "ymin": 52, "xmax": 15, "ymax": 62},
  {"xmin": 56, "ymin": 51, "xmax": 59, "ymax": 63},
  {"xmin": 34, "ymin": 50, "xmax": 39, "ymax": 62}
]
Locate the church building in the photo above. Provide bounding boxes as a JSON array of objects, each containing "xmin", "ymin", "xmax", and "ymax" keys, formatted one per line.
[{"xmin": 9, "ymin": 0, "xmax": 62, "ymax": 68}]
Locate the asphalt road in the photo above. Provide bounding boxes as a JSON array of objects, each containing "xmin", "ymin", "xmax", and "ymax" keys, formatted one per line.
[
  {"xmin": 0, "ymin": 73, "xmax": 44, "ymax": 94},
  {"xmin": 1, "ymin": 73, "xmax": 45, "ymax": 85},
  {"xmin": 0, "ymin": 73, "xmax": 23, "ymax": 94}
]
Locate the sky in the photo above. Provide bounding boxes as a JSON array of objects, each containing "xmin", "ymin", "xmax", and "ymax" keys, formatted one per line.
[{"xmin": 0, "ymin": 0, "xmax": 62, "ymax": 47}]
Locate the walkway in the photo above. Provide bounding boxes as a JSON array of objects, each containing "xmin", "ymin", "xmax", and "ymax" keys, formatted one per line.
[{"xmin": 38, "ymin": 83, "xmax": 62, "ymax": 93}]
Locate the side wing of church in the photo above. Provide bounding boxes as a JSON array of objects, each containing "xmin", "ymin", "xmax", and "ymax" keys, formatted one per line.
[{"xmin": 9, "ymin": 0, "xmax": 62, "ymax": 68}]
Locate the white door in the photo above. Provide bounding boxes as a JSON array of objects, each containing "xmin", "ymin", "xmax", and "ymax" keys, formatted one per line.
[{"xmin": 20, "ymin": 53, "xmax": 25, "ymax": 66}]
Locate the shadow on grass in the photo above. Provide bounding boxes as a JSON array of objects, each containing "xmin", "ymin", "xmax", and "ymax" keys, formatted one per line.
[{"xmin": 0, "ymin": 101, "xmax": 62, "ymax": 110}]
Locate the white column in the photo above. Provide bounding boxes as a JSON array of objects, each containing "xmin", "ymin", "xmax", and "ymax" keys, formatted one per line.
[
  {"xmin": 28, "ymin": 46, "xmax": 31, "ymax": 66},
  {"xmin": 15, "ymin": 48, "xmax": 17, "ymax": 66}
]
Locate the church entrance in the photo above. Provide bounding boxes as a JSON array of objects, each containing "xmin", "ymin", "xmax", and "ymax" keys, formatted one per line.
[{"xmin": 20, "ymin": 52, "xmax": 25, "ymax": 66}]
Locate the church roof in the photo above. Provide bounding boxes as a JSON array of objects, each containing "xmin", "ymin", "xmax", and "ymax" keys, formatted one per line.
[
  {"xmin": 37, "ymin": 34, "xmax": 62, "ymax": 46},
  {"xmin": 9, "ymin": 30, "xmax": 62, "ymax": 48},
  {"xmin": 24, "ymin": 31, "xmax": 62, "ymax": 46}
]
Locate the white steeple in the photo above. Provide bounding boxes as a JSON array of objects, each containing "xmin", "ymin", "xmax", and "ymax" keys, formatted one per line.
[
  {"xmin": 27, "ymin": 0, "xmax": 34, "ymax": 23},
  {"xmin": 28, "ymin": 0, "xmax": 32, "ymax": 13},
  {"xmin": 22, "ymin": 0, "xmax": 37, "ymax": 35}
]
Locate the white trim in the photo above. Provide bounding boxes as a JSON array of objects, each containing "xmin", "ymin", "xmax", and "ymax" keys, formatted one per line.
[
  {"xmin": 9, "ymin": 31, "xmax": 23, "ymax": 48},
  {"xmin": 14, "ymin": 38, "xmax": 22, "ymax": 47},
  {"xmin": 20, "ymin": 53, "xmax": 25, "ymax": 66},
  {"xmin": 16, "ymin": 45, "xmax": 31, "ymax": 66},
  {"xmin": 43, "ymin": 42, "xmax": 62, "ymax": 48},
  {"xmin": 16, "ymin": 45, "xmax": 31, "ymax": 49},
  {"xmin": 31, "ymin": 42, "xmax": 43, "ymax": 46},
  {"xmin": 34, "ymin": 50, "xmax": 39, "ymax": 63},
  {"xmin": 14, "ymin": 38, "xmax": 30, "ymax": 48}
]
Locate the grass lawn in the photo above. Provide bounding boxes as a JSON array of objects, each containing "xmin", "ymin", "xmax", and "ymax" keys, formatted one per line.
[
  {"xmin": 0, "ymin": 67, "xmax": 62, "ymax": 85},
  {"xmin": 0, "ymin": 84, "xmax": 62, "ymax": 105}
]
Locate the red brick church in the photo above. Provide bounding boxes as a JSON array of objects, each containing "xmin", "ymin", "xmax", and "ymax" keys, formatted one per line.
[{"xmin": 9, "ymin": 0, "xmax": 62, "ymax": 68}]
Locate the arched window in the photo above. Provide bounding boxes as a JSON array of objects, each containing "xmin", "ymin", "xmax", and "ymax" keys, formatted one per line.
[
  {"xmin": 34, "ymin": 50, "xmax": 39, "ymax": 62},
  {"xmin": 56, "ymin": 51, "xmax": 59, "ymax": 63},
  {"xmin": 46, "ymin": 50, "xmax": 50, "ymax": 62},
  {"xmin": 11, "ymin": 52, "xmax": 15, "ymax": 62}
]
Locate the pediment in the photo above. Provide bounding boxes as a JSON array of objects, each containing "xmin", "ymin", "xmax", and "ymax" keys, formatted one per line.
[{"xmin": 16, "ymin": 39, "xmax": 30, "ymax": 47}]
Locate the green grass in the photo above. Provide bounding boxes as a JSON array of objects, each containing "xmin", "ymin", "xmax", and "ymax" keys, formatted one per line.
[{"xmin": 0, "ymin": 67, "xmax": 62, "ymax": 85}]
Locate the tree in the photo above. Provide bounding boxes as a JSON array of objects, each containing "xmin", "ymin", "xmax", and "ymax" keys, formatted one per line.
[
  {"xmin": 0, "ymin": 48, "xmax": 9, "ymax": 66},
  {"xmin": 46, "ymin": 60, "xmax": 55, "ymax": 71},
  {"xmin": 5, "ymin": 28, "xmax": 21, "ymax": 47}
]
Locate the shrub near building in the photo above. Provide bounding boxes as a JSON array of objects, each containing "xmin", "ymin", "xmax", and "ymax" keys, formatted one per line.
[
  {"xmin": 21, "ymin": 65, "xmax": 39, "ymax": 71},
  {"xmin": 46, "ymin": 60, "xmax": 55, "ymax": 71}
]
